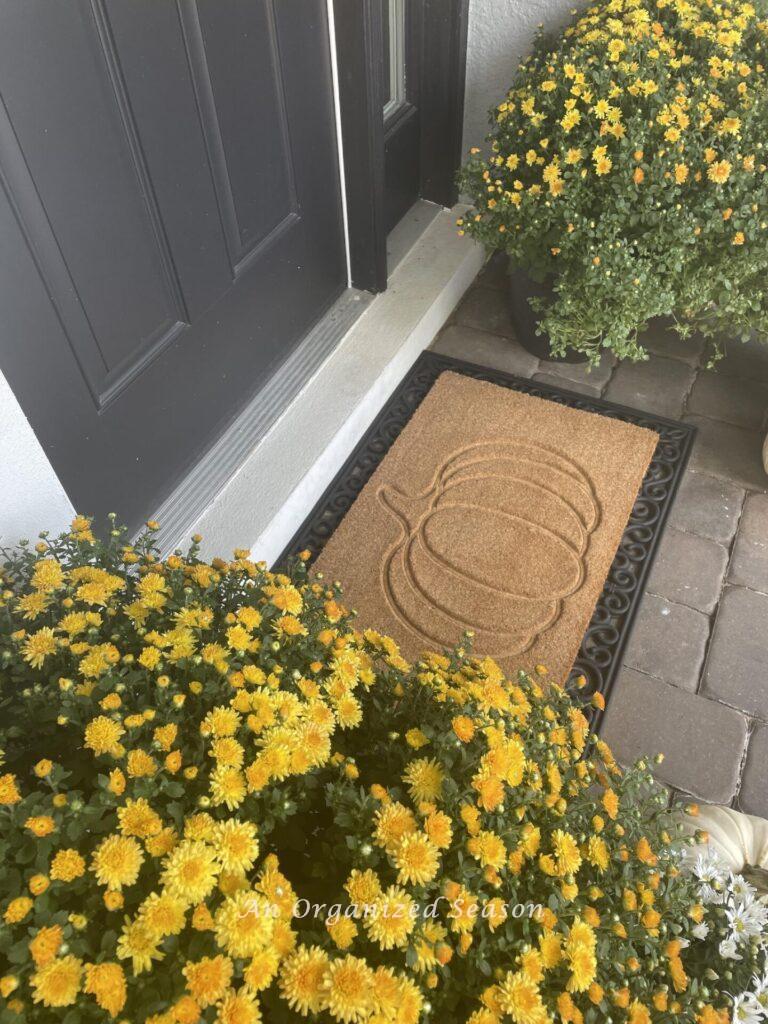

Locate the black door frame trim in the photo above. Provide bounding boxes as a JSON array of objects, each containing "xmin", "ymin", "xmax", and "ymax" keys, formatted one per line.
[
  {"xmin": 332, "ymin": 0, "xmax": 387, "ymax": 294},
  {"xmin": 420, "ymin": 0, "xmax": 470, "ymax": 209},
  {"xmin": 332, "ymin": 0, "xmax": 469, "ymax": 293}
]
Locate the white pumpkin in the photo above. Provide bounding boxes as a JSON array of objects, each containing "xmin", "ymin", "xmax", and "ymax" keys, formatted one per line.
[{"xmin": 681, "ymin": 804, "xmax": 768, "ymax": 874}]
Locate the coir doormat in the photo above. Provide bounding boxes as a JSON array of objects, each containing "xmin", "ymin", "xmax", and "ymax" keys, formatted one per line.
[{"xmin": 277, "ymin": 352, "xmax": 696, "ymax": 717}]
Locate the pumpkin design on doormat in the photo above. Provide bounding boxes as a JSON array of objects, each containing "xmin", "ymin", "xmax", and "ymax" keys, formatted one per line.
[{"xmin": 377, "ymin": 439, "xmax": 600, "ymax": 659}]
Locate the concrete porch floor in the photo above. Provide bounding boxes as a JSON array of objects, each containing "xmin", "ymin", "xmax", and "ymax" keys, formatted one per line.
[{"xmin": 430, "ymin": 252, "xmax": 768, "ymax": 815}]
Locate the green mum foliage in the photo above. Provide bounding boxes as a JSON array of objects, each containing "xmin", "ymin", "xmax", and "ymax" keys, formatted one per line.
[{"xmin": 458, "ymin": 0, "xmax": 768, "ymax": 364}]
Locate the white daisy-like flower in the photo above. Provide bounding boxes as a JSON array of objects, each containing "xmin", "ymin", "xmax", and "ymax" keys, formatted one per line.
[
  {"xmin": 747, "ymin": 958, "xmax": 768, "ymax": 1017},
  {"xmin": 731, "ymin": 993, "xmax": 764, "ymax": 1024},
  {"xmin": 693, "ymin": 852, "xmax": 727, "ymax": 904},
  {"xmin": 752, "ymin": 965, "xmax": 768, "ymax": 997},
  {"xmin": 730, "ymin": 875, "xmax": 757, "ymax": 902},
  {"xmin": 727, "ymin": 891, "xmax": 768, "ymax": 944},
  {"xmin": 720, "ymin": 937, "xmax": 743, "ymax": 961}
]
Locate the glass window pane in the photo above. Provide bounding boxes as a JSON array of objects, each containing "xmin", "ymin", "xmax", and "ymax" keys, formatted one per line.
[{"xmin": 383, "ymin": 0, "xmax": 406, "ymax": 122}]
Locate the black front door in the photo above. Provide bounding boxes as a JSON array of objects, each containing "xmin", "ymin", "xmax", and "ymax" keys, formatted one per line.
[{"xmin": 0, "ymin": 0, "xmax": 346, "ymax": 532}]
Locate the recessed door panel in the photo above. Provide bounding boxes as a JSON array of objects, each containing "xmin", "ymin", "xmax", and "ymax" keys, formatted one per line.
[
  {"xmin": 192, "ymin": 0, "xmax": 297, "ymax": 269},
  {"xmin": 0, "ymin": 2, "xmax": 185, "ymax": 402}
]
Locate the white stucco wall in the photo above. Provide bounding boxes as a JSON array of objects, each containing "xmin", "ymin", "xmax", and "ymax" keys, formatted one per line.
[
  {"xmin": 0, "ymin": 370, "xmax": 74, "ymax": 546},
  {"xmin": 462, "ymin": 0, "xmax": 575, "ymax": 157}
]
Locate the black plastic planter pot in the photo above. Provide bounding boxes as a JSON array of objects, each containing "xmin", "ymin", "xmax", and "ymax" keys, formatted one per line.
[{"xmin": 508, "ymin": 266, "xmax": 588, "ymax": 364}]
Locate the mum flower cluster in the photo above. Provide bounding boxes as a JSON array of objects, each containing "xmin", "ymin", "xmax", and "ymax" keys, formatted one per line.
[
  {"xmin": 459, "ymin": 0, "xmax": 768, "ymax": 363},
  {"xmin": 0, "ymin": 517, "xmax": 760, "ymax": 1022}
]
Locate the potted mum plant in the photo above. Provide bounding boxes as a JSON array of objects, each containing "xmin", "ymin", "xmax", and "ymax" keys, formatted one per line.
[
  {"xmin": 458, "ymin": 0, "xmax": 768, "ymax": 365},
  {"xmin": 0, "ymin": 515, "xmax": 766, "ymax": 1022}
]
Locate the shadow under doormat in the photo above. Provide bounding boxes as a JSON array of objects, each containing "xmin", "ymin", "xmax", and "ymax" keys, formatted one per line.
[{"xmin": 277, "ymin": 352, "xmax": 696, "ymax": 720}]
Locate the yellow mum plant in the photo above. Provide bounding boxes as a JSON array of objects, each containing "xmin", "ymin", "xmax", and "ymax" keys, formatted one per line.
[
  {"xmin": 459, "ymin": 0, "xmax": 768, "ymax": 364},
  {"xmin": 0, "ymin": 518, "xmax": 759, "ymax": 1022}
]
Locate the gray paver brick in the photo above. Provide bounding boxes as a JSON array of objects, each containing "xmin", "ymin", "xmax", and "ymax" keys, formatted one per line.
[
  {"xmin": 718, "ymin": 337, "xmax": 768, "ymax": 383},
  {"xmin": 739, "ymin": 723, "xmax": 768, "ymax": 818},
  {"xmin": 431, "ymin": 324, "xmax": 539, "ymax": 377},
  {"xmin": 602, "ymin": 667, "xmax": 749, "ymax": 804},
  {"xmin": 683, "ymin": 415, "xmax": 767, "ymax": 492},
  {"xmin": 453, "ymin": 285, "xmax": 516, "ymax": 338},
  {"xmin": 728, "ymin": 493, "xmax": 768, "ymax": 594},
  {"xmin": 703, "ymin": 586, "xmax": 768, "ymax": 720},
  {"xmin": 688, "ymin": 371, "xmax": 768, "ymax": 431},
  {"xmin": 667, "ymin": 472, "xmax": 745, "ymax": 546},
  {"xmin": 623, "ymin": 593, "xmax": 710, "ymax": 692},
  {"xmin": 605, "ymin": 355, "xmax": 696, "ymax": 419},
  {"xmin": 638, "ymin": 320, "xmax": 703, "ymax": 366},
  {"xmin": 532, "ymin": 372, "xmax": 602, "ymax": 399},
  {"xmin": 538, "ymin": 351, "xmax": 615, "ymax": 388},
  {"xmin": 646, "ymin": 527, "xmax": 728, "ymax": 614}
]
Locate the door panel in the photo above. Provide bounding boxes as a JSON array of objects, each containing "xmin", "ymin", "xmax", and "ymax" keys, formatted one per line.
[
  {"xmin": 191, "ymin": 0, "xmax": 298, "ymax": 269},
  {"xmin": 0, "ymin": 0, "xmax": 345, "ymax": 532},
  {"xmin": 102, "ymin": 0, "xmax": 234, "ymax": 321},
  {"xmin": 384, "ymin": 106, "xmax": 421, "ymax": 232},
  {"xmin": 0, "ymin": 2, "xmax": 186, "ymax": 401}
]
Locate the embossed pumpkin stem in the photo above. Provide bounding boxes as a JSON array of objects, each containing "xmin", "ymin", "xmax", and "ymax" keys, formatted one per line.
[{"xmin": 378, "ymin": 483, "xmax": 436, "ymax": 536}]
